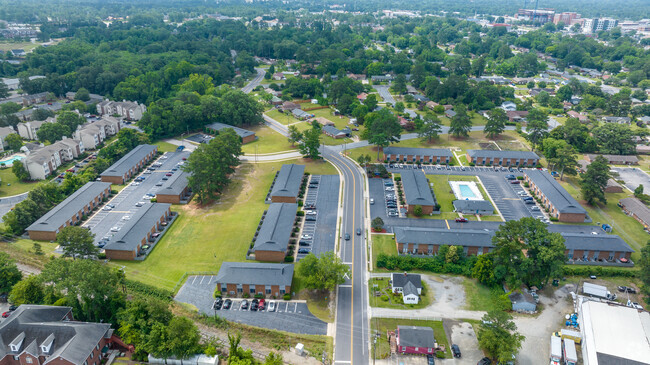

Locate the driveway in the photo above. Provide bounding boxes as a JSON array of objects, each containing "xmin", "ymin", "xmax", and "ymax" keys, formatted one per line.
[
  {"xmin": 374, "ymin": 85, "xmax": 395, "ymax": 105},
  {"xmin": 610, "ymin": 167, "xmax": 648, "ymax": 192},
  {"xmin": 175, "ymin": 275, "xmax": 328, "ymax": 335}
]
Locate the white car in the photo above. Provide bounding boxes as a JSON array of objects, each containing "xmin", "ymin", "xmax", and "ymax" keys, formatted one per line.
[
  {"xmin": 306, "ymin": 210, "xmax": 317, "ymax": 215},
  {"xmin": 122, "ymin": 215, "xmax": 131, "ymax": 221},
  {"xmin": 301, "ymin": 234, "xmax": 313, "ymax": 240},
  {"xmin": 135, "ymin": 201, "xmax": 145, "ymax": 207},
  {"xmin": 132, "ymin": 182, "xmax": 140, "ymax": 186},
  {"xmin": 267, "ymin": 301, "xmax": 276, "ymax": 312},
  {"xmin": 385, "ymin": 187, "xmax": 394, "ymax": 191},
  {"xmin": 110, "ymin": 226, "xmax": 120, "ymax": 232},
  {"xmin": 370, "ymin": 198, "xmax": 374, "ymax": 205},
  {"xmin": 103, "ymin": 206, "xmax": 112, "ymax": 211}
]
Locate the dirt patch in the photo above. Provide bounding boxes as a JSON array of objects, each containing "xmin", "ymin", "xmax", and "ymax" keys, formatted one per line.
[
  {"xmin": 424, "ymin": 275, "xmax": 467, "ymax": 312},
  {"xmin": 478, "ymin": 142, "xmax": 497, "ymax": 150}
]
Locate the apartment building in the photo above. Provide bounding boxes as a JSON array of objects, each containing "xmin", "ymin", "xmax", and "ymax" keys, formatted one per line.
[
  {"xmin": 96, "ymin": 100, "xmax": 147, "ymax": 120},
  {"xmin": 23, "ymin": 139, "xmax": 85, "ymax": 180},
  {"xmin": 524, "ymin": 169, "xmax": 587, "ymax": 222},
  {"xmin": 383, "ymin": 147, "xmax": 453, "ymax": 164},
  {"xmin": 17, "ymin": 118, "xmax": 56, "ymax": 140},
  {"xmin": 466, "ymin": 150, "xmax": 540, "ymax": 167},
  {"xmin": 100, "ymin": 144, "xmax": 158, "ymax": 184}
]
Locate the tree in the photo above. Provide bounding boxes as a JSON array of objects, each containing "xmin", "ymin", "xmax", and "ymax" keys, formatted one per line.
[
  {"xmin": 639, "ymin": 242, "xmax": 650, "ymax": 304},
  {"xmin": 418, "ymin": 113, "xmax": 442, "ymax": 143},
  {"xmin": 413, "ymin": 205, "xmax": 423, "ymax": 217},
  {"xmin": 635, "ymin": 184, "xmax": 644, "ymax": 197},
  {"xmin": 491, "ymin": 217, "xmax": 566, "ymax": 288},
  {"xmin": 9, "ymin": 275, "xmax": 44, "ymax": 305},
  {"xmin": 1, "ymin": 102, "xmax": 21, "ymax": 115},
  {"xmin": 0, "ymin": 81, "xmax": 9, "ymax": 99},
  {"xmin": 581, "ymin": 155, "xmax": 610, "ymax": 205},
  {"xmin": 215, "ymin": 90, "xmax": 264, "ymax": 127},
  {"xmin": 477, "ymin": 311, "xmax": 525, "ymax": 363},
  {"xmin": 264, "ymin": 352, "xmax": 283, "ymax": 365},
  {"xmin": 364, "ymin": 94, "xmax": 378, "ymax": 112},
  {"xmin": 391, "ymin": 74, "xmax": 407, "ymax": 94},
  {"xmin": 371, "ymin": 217, "xmax": 384, "ymax": 232},
  {"xmin": 12, "ymin": 161, "xmax": 30, "ymax": 181},
  {"xmin": 287, "ymin": 125, "xmax": 302, "ymax": 147},
  {"xmin": 36, "ymin": 122, "xmax": 70, "ymax": 143},
  {"xmin": 182, "ymin": 128, "xmax": 242, "ymax": 204},
  {"xmin": 75, "ymin": 87, "xmax": 90, "ymax": 102},
  {"xmin": 298, "ymin": 125, "xmax": 321, "ymax": 160},
  {"xmin": 449, "ymin": 104, "xmax": 472, "ymax": 138},
  {"xmin": 41, "ymin": 258, "xmax": 126, "ymax": 324},
  {"xmin": 526, "ymin": 108, "xmax": 549, "ymax": 149},
  {"xmin": 297, "ymin": 251, "xmax": 350, "ymax": 291},
  {"xmin": 0, "ymin": 252, "xmax": 22, "ymax": 294},
  {"xmin": 357, "ymin": 154, "xmax": 371, "ymax": 166},
  {"xmin": 4, "ymin": 133, "xmax": 23, "ymax": 151},
  {"xmin": 549, "ymin": 144, "xmax": 578, "ymax": 180},
  {"xmin": 56, "ymin": 226, "xmax": 98, "ymax": 259},
  {"xmin": 362, "ymin": 109, "xmax": 402, "ymax": 160},
  {"xmin": 352, "ymin": 104, "xmax": 369, "ymax": 124},
  {"xmin": 526, "ymin": 81, "xmax": 535, "ymax": 89},
  {"xmin": 485, "ymin": 108, "xmax": 507, "ymax": 139},
  {"xmin": 472, "ymin": 254, "xmax": 496, "ymax": 286},
  {"xmin": 166, "ymin": 316, "xmax": 202, "ymax": 359},
  {"xmin": 592, "ymin": 123, "xmax": 638, "ymax": 155},
  {"xmin": 472, "ymin": 56, "xmax": 487, "ymax": 77},
  {"xmin": 118, "ymin": 298, "xmax": 173, "ymax": 352}
]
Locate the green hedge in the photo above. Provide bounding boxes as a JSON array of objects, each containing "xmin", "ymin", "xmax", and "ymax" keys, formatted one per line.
[
  {"xmin": 562, "ymin": 265, "xmax": 639, "ymax": 278},
  {"xmin": 376, "ymin": 253, "xmax": 477, "ymax": 276},
  {"xmin": 125, "ymin": 279, "xmax": 174, "ymax": 301}
]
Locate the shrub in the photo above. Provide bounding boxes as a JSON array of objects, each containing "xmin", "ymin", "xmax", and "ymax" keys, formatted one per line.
[
  {"xmin": 394, "ymin": 176, "xmax": 401, "ymax": 182},
  {"xmin": 296, "ymin": 211, "xmax": 305, "ymax": 217},
  {"xmin": 550, "ymin": 217, "xmax": 559, "ymax": 221},
  {"xmin": 523, "ymin": 182, "xmax": 530, "ymax": 188},
  {"xmin": 98, "ymin": 252, "xmax": 106, "ymax": 259},
  {"xmin": 243, "ymin": 293, "xmax": 250, "ymax": 298},
  {"xmin": 436, "ymin": 352, "xmax": 446, "ymax": 359},
  {"xmin": 284, "ymin": 256, "xmax": 294, "ymax": 262},
  {"xmin": 380, "ymin": 295, "xmax": 389, "ymax": 302},
  {"xmin": 469, "ymin": 162, "xmax": 475, "ymax": 166},
  {"xmin": 434, "ymin": 203, "xmax": 441, "ymax": 210},
  {"xmin": 125, "ymin": 279, "xmax": 173, "ymax": 301},
  {"xmin": 283, "ymin": 293, "xmax": 291, "ymax": 300},
  {"xmin": 517, "ymin": 176, "xmax": 524, "ymax": 180}
]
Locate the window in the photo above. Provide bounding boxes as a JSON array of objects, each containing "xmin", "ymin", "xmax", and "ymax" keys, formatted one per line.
[
  {"xmin": 280, "ymin": 289, "xmax": 285, "ymax": 294},
  {"xmin": 13, "ymin": 356, "xmax": 19, "ymax": 361},
  {"xmin": 96, "ymin": 344, "xmax": 100, "ymax": 350},
  {"xmin": 402, "ymin": 347, "xmax": 406, "ymax": 352},
  {"xmin": 250, "ymin": 287, "xmax": 255, "ymax": 294},
  {"xmin": 90, "ymin": 352, "xmax": 93, "ymax": 359},
  {"xmin": 266, "ymin": 288, "xmax": 271, "ymax": 294},
  {"xmin": 222, "ymin": 286, "xmax": 227, "ymax": 292},
  {"xmin": 237, "ymin": 287, "xmax": 242, "ymax": 293}
]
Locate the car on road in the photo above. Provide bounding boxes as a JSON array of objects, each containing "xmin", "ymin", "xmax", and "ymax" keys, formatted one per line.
[
  {"xmin": 451, "ymin": 344, "xmax": 461, "ymax": 358},
  {"xmin": 345, "ymin": 233, "xmax": 350, "ymax": 240},
  {"xmin": 8, "ymin": 305, "xmax": 17, "ymax": 312},
  {"xmin": 223, "ymin": 299, "xmax": 232, "ymax": 309},
  {"xmin": 530, "ymin": 206, "xmax": 540, "ymax": 211},
  {"xmin": 306, "ymin": 210, "xmax": 317, "ymax": 215},
  {"xmin": 240, "ymin": 299, "xmax": 249, "ymax": 310},
  {"xmin": 477, "ymin": 357, "xmax": 492, "ymax": 365},
  {"xmin": 385, "ymin": 187, "xmax": 394, "ymax": 191},
  {"xmin": 162, "ymin": 177, "xmax": 169, "ymax": 181},
  {"xmin": 166, "ymin": 173, "xmax": 173, "ymax": 177},
  {"xmin": 132, "ymin": 182, "xmax": 141, "ymax": 186},
  {"xmin": 356, "ymin": 228, "xmax": 362, "ymax": 235},
  {"xmin": 370, "ymin": 198, "xmax": 374, "ymax": 205},
  {"xmin": 455, "ymin": 217, "xmax": 468, "ymax": 223},
  {"xmin": 268, "ymin": 301, "xmax": 276, "ymax": 312}
]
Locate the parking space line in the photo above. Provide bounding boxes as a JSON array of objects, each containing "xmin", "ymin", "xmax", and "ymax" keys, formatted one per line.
[{"xmin": 192, "ymin": 276, "xmax": 198, "ymax": 284}]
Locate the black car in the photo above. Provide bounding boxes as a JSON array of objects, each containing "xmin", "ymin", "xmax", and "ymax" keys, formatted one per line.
[
  {"xmin": 8, "ymin": 305, "xmax": 17, "ymax": 312},
  {"xmin": 345, "ymin": 233, "xmax": 351, "ymax": 240},
  {"xmin": 212, "ymin": 300, "xmax": 223, "ymax": 310},
  {"xmin": 478, "ymin": 357, "xmax": 492, "ymax": 365},
  {"xmin": 451, "ymin": 344, "xmax": 461, "ymax": 358},
  {"xmin": 356, "ymin": 228, "xmax": 362, "ymax": 235},
  {"xmin": 251, "ymin": 299, "xmax": 259, "ymax": 311},
  {"xmin": 305, "ymin": 216, "xmax": 316, "ymax": 221},
  {"xmin": 299, "ymin": 240, "xmax": 311, "ymax": 246},
  {"xmin": 223, "ymin": 299, "xmax": 232, "ymax": 309},
  {"xmin": 426, "ymin": 354, "xmax": 435, "ymax": 365},
  {"xmin": 310, "ymin": 180, "xmax": 319, "ymax": 185},
  {"xmin": 298, "ymin": 248, "xmax": 311, "ymax": 254}
]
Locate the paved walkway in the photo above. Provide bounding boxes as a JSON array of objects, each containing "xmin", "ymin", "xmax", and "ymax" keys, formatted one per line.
[
  {"xmin": 240, "ymin": 151, "xmax": 302, "ymax": 162},
  {"xmin": 371, "ymin": 306, "xmax": 485, "ymax": 321}
]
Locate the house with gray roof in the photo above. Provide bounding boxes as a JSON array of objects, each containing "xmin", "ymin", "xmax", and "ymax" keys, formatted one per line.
[
  {"xmin": 620, "ymin": 197, "xmax": 650, "ymax": 229},
  {"xmin": 156, "ymin": 171, "xmax": 192, "ymax": 204},
  {"xmin": 322, "ymin": 125, "xmax": 348, "ymax": 139},
  {"xmin": 0, "ymin": 305, "xmax": 113, "ymax": 365},
  {"xmin": 205, "ymin": 122, "xmax": 256, "ymax": 144},
  {"xmin": 383, "ymin": 147, "xmax": 452, "ymax": 164},
  {"xmin": 602, "ymin": 116, "xmax": 631, "ymax": 124},
  {"xmin": 466, "ymin": 149, "xmax": 540, "ymax": 167},
  {"xmin": 103, "ymin": 203, "xmax": 173, "ymax": 261},
  {"xmin": 453, "ymin": 200, "xmax": 494, "ymax": 215},
  {"xmin": 215, "ymin": 262, "xmax": 293, "ymax": 298},
  {"xmin": 396, "ymin": 326, "xmax": 436, "ymax": 355},
  {"xmin": 23, "ymin": 138, "xmax": 85, "ymax": 180},
  {"xmin": 524, "ymin": 169, "xmax": 587, "ymax": 223},
  {"xmin": 100, "ymin": 144, "xmax": 158, "ymax": 184},
  {"xmin": 391, "ymin": 272, "xmax": 422, "ymax": 304},
  {"xmin": 509, "ymin": 292, "xmax": 537, "ymax": 312},
  {"xmin": 444, "ymin": 109, "xmax": 456, "ymax": 118},
  {"xmin": 252, "ymin": 203, "xmax": 298, "ymax": 262},
  {"xmin": 400, "ymin": 170, "xmax": 435, "ymax": 215},
  {"xmin": 292, "ymin": 109, "xmax": 312, "ymax": 120},
  {"xmin": 27, "ymin": 182, "xmax": 111, "ymax": 241},
  {"xmin": 270, "ymin": 164, "xmax": 305, "ymax": 203},
  {"xmin": 585, "ymin": 154, "xmax": 639, "ymax": 165}
]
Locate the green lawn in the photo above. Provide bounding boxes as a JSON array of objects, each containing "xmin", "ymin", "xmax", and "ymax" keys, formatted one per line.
[
  {"xmin": 428, "ymin": 174, "xmax": 477, "ymax": 219},
  {"xmin": 114, "ymin": 160, "xmax": 337, "ymax": 291},
  {"xmin": 0, "ymin": 41, "xmax": 52, "ymax": 53},
  {"xmin": 372, "ymin": 318, "xmax": 451, "ymax": 359},
  {"xmin": 371, "ymin": 234, "xmax": 397, "ymax": 269},
  {"xmin": 462, "ymin": 278, "xmax": 509, "ymax": 312},
  {"xmin": 241, "ymin": 125, "xmax": 296, "ymax": 155},
  {"xmin": 0, "ymin": 168, "xmax": 46, "ymax": 197},
  {"xmin": 265, "ymin": 109, "xmax": 301, "ymax": 125},
  {"xmin": 0, "ymin": 239, "xmax": 59, "ymax": 269},
  {"xmin": 369, "ymin": 278, "xmax": 434, "ymax": 309},
  {"xmin": 153, "ymin": 141, "xmax": 180, "ymax": 153}
]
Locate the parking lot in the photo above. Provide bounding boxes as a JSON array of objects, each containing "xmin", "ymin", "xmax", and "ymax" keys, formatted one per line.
[
  {"xmin": 175, "ymin": 275, "xmax": 328, "ymax": 335},
  {"xmin": 611, "ymin": 167, "xmax": 648, "ymax": 192},
  {"xmin": 82, "ymin": 150, "xmax": 189, "ymax": 247},
  {"xmin": 297, "ymin": 175, "xmax": 339, "ymax": 261}
]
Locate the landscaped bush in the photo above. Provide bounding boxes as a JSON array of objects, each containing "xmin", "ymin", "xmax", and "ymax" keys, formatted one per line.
[
  {"xmin": 563, "ymin": 265, "xmax": 638, "ymax": 278},
  {"xmin": 550, "ymin": 217, "xmax": 559, "ymax": 222},
  {"xmin": 376, "ymin": 253, "xmax": 477, "ymax": 276},
  {"xmin": 394, "ymin": 176, "xmax": 401, "ymax": 182},
  {"xmin": 243, "ymin": 293, "xmax": 250, "ymax": 298},
  {"xmin": 296, "ymin": 211, "xmax": 305, "ymax": 217},
  {"xmin": 381, "ymin": 295, "xmax": 389, "ymax": 302},
  {"xmin": 469, "ymin": 162, "xmax": 475, "ymax": 166},
  {"xmin": 516, "ymin": 176, "xmax": 524, "ymax": 180},
  {"xmin": 284, "ymin": 256, "xmax": 294, "ymax": 262},
  {"xmin": 523, "ymin": 182, "xmax": 530, "ymax": 188},
  {"xmin": 283, "ymin": 293, "xmax": 291, "ymax": 300}
]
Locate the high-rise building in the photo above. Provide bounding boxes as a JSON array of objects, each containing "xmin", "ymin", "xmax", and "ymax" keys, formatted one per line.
[
  {"xmin": 583, "ymin": 18, "xmax": 619, "ymax": 33},
  {"xmin": 553, "ymin": 12, "xmax": 582, "ymax": 25}
]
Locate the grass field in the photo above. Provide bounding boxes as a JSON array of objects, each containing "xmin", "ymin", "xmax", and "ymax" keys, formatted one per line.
[
  {"xmin": 241, "ymin": 125, "xmax": 297, "ymax": 155},
  {"xmin": 0, "ymin": 168, "xmax": 46, "ymax": 197},
  {"xmin": 371, "ymin": 234, "xmax": 397, "ymax": 269},
  {"xmin": 428, "ymin": 175, "xmax": 476, "ymax": 220},
  {"xmin": 114, "ymin": 160, "xmax": 337, "ymax": 290},
  {"xmin": 462, "ymin": 278, "xmax": 508, "ymax": 312},
  {"xmin": 369, "ymin": 278, "xmax": 434, "ymax": 309},
  {"xmin": 153, "ymin": 141, "xmax": 180, "ymax": 153},
  {"xmin": 372, "ymin": 318, "xmax": 450, "ymax": 359},
  {"xmin": 0, "ymin": 239, "xmax": 59, "ymax": 269},
  {"xmin": 0, "ymin": 41, "xmax": 46, "ymax": 53},
  {"xmin": 265, "ymin": 109, "xmax": 301, "ymax": 125}
]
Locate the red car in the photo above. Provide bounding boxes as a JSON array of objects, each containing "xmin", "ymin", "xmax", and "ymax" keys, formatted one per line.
[
  {"xmin": 509, "ymin": 180, "xmax": 521, "ymax": 184},
  {"xmin": 1, "ymin": 311, "xmax": 10, "ymax": 318},
  {"xmin": 182, "ymin": 157, "xmax": 187, "ymax": 161},
  {"xmin": 58, "ymin": 174, "xmax": 65, "ymax": 178},
  {"xmin": 166, "ymin": 173, "xmax": 173, "ymax": 176},
  {"xmin": 66, "ymin": 168, "xmax": 75, "ymax": 173},
  {"xmin": 258, "ymin": 298, "xmax": 266, "ymax": 310},
  {"xmin": 455, "ymin": 217, "xmax": 468, "ymax": 223}
]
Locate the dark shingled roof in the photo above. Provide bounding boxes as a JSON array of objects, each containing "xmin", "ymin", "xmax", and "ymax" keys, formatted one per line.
[
  {"xmin": 563, "ymin": 233, "xmax": 634, "ymax": 253},
  {"xmin": 205, "ymin": 122, "xmax": 255, "ymax": 139},
  {"xmin": 525, "ymin": 169, "xmax": 586, "ymax": 215},
  {"xmin": 397, "ymin": 326, "xmax": 435, "ymax": 348},
  {"xmin": 323, "ymin": 125, "xmax": 346, "ymax": 137},
  {"xmin": 215, "ymin": 262, "xmax": 294, "ymax": 287},
  {"xmin": 27, "ymin": 182, "xmax": 111, "ymax": 233},
  {"xmin": 403, "ymin": 281, "xmax": 419, "ymax": 297},
  {"xmin": 100, "ymin": 144, "xmax": 157, "ymax": 178},
  {"xmin": 383, "ymin": 147, "xmax": 453, "ymax": 158},
  {"xmin": 395, "ymin": 227, "xmax": 495, "ymax": 247},
  {"xmin": 270, "ymin": 164, "xmax": 305, "ymax": 198},
  {"xmin": 253, "ymin": 203, "xmax": 298, "ymax": 253},
  {"xmin": 391, "ymin": 272, "xmax": 422, "ymax": 290},
  {"xmin": 157, "ymin": 171, "xmax": 190, "ymax": 196},
  {"xmin": 620, "ymin": 197, "xmax": 650, "ymax": 226},
  {"xmin": 453, "ymin": 200, "xmax": 494, "ymax": 213},
  {"xmin": 467, "ymin": 149, "xmax": 539, "ymax": 160},
  {"xmin": 103, "ymin": 203, "xmax": 171, "ymax": 252},
  {"xmin": 508, "ymin": 291, "xmax": 536, "ymax": 305},
  {"xmin": 400, "ymin": 170, "xmax": 435, "ymax": 206},
  {"xmin": 0, "ymin": 305, "xmax": 111, "ymax": 365}
]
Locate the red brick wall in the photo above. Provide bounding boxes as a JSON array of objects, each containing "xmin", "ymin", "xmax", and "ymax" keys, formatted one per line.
[
  {"xmin": 255, "ymin": 250, "xmax": 286, "ymax": 262},
  {"xmin": 407, "ymin": 204, "xmax": 433, "ymax": 215},
  {"xmin": 557, "ymin": 212, "xmax": 586, "ymax": 223},
  {"xmin": 271, "ymin": 196, "xmax": 297, "ymax": 203}
]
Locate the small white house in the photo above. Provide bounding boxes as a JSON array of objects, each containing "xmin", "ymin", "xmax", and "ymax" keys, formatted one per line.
[{"xmin": 391, "ymin": 272, "xmax": 422, "ymax": 304}]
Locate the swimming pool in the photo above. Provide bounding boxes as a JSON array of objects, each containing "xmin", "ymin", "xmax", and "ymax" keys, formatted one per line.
[
  {"xmin": 449, "ymin": 181, "xmax": 484, "ymax": 201},
  {"xmin": 0, "ymin": 154, "xmax": 25, "ymax": 166}
]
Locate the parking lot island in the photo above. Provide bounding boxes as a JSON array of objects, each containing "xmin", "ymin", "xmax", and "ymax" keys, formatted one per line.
[
  {"xmin": 27, "ymin": 181, "xmax": 112, "ymax": 241},
  {"xmin": 100, "ymin": 144, "xmax": 158, "ymax": 184},
  {"xmin": 215, "ymin": 262, "xmax": 293, "ymax": 297}
]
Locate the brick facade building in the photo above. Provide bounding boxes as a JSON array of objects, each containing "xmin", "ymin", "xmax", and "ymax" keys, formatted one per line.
[
  {"xmin": 100, "ymin": 144, "xmax": 157, "ymax": 184},
  {"xmin": 215, "ymin": 262, "xmax": 293, "ymax": 298},
  {"xmin": 524, "ymin": 169, "xmax": 586, "ymax": 222},
  {"xmin": 466, "ymin": 150, "xmax": 539, "ymax": 167},
  {"xmin": 383, "ymin": 147, "xmax": 453, "ymax": 164},
  {"xmin": 269, "ymin": 164, "xmax": 305, "ymax": 203}
]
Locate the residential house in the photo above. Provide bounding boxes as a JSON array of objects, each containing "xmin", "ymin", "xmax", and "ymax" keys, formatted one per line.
[
  {"xmin": 395, "ymin": 326, "xmax": 437, "ymax": 355},
  {"xmin": 270, "ymin": 96, "xmax": 283, "ymax": 105},
  {"xmin": 310, "ymin": 117, "xmax": 335, "ymax": 127},
  {"xmin": 371, "ymin": 75, "xmax": 393, "ymax": 82},
  {"xmin": 605, "ymin": 179, "xmax": 623, "ymax": 193},
  {"xmin": 27, "ymin": 182, "xmax": 111, "ymax": 240},
  {"xmin": 638, "ymin": 116, "xmax": 650, "ymax": 124},
  {"xmin": 0, "ymin": 126, "xmax": 16, "ymax": 151},
  {"xmin": 96, "ymin": 100, "xmax": 146, "ymax": 120},
  {"xmin": 413, "ymin": 94, "xmax": 429, "ymax": 103},
  {"xmin": 524, "ymin": 169, "xmax": 586, "ymax": 222},
  {"xmin": 390, "ymin": 272, "xmax": 422, "ymax": 304},
  {"xmin": 603, "ymin": 116, "xmax": 631, "ymax": 124},
  {"xmin": 280, "ymin": 102, "xmax": 300, "ymax": 112},
  {"xmin": 585, "ymin": 154, "xmax": 639, "ymax": 165},
  {"xmin": 452, "ymin": 200, "xmax": 494, "ymax": 215},
  {"xmin": 100, "ymin": 144, "xmax": 158, "ymax": 184},
  {"xmin": 567, "ymin": 111, "xmax": 589, "ymax": 123},
  {"xmin": 215, "ymin": 262, "xmax": 293, "ymax": 298},
  {"xmin": 156, "ymin": 171, "xmax": 192, "ymax": 204},
  {"xmin": 272, "ymin": 73, "xmax": 285, "ymax": 81},
  {"xmin": 17, "ymin": 118, "xmax": 56, "ymax": 140},
  {"xmin": 509, "ymin": 292, "xmax": 537, "ymax": 312},
  {"xmin": 0, "ymin": 305, "xmax": 114, "ymax": 365},
  {"xmin": 383, "ymin": 147, "xmax": 453, "ymax": 164},
  {"xmin": 292, "ymin": 109, "xmax": 312, "ymax": 120},
  {"xmin": 425, "ymin": 101, "xmax": 439, "ymax": 110},
  {"xmin": 506, "ymin": 110, "xmax": 529, "ymax": 123},
  {"xmin": 270, "ymin": 164, "xmax": 305, "ymax": 203},
  {"xmin": 323, "ymin": 125, "xmax": 348, "ymax": 139},
  {"xmin": 21, "ymin": 92, "xmax": 49, "ymax": 106},
  {"xmin": 501, "ymin": 101, "xmax": 517, "ymax": 111},
  {"xmin": 401, "ymin": 170, "xmax": 435, "ymax": 215},
  {"xmin": 466, "ymin": 150, "xmax": 540, "ymax": 167},
  {"xmin": 620, "ymin": 197, "xmax": 650, "ymax": 228},
  {"xmin": 252, "ymin": 203, "xmax": 298, "ymax": 262},
  {"xmin": 205, "ymin": 122, "xmax": 256, "ymax": 144},
  {"xmin": 103, "ymin": 203, "xmax": 173, "ymax": 260},
  {"xmin": 357, "ymin": 93, "xmax": 368, "ymax": 102},
  {"xmin": 444, "ymin": 109, "xmax": 456, "ymax": 118}
]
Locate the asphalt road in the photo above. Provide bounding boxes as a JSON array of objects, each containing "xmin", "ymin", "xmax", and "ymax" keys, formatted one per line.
[
  {"xmin": 323, "ymin": 147, "xmax": 370, "ymax": 365},
  {"xmin": 241, "ymin": 67, "xmax": 266, "ymax": 94}
]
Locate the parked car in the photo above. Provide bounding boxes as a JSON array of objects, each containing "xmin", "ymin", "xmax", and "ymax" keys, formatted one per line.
[
  {"xmin": 151, "ymin": 232, "xmax": 161, "ymax": 238},
  {"xmin": 251, "ymin": 299, "xmax": 259, "ymax": 311},
  {"xmin": 298, "ymin": 248, "xmax": 311, "ymax": 254},
  {"xmin": 110, "ymin": 226, "xmax": 120, "ymax": 232},
  {"xmin": 1, "ymin": 311, "xmax": 10, "ymax": 318},
  {"xmin": 213, "ymin": 299, "xmax": 222, "ymax": 310},
  {"xmin": 166, "ymin": 173, "xmax": 173, "ymax": 177},
  {"xmin": 135, "ymin": 201, "xmax": 145, "ymax": 207},
  {"xmin": 268, "ymin": 301, "xmax": 276, "ymax": 312},
  {"xmin": 162, "ymin": 177, "xmax": 169, "ymax": 181},
  {"xmin": 477, "ymin": 357, "xmax": 492, "ymax": 365},
  {"xmin": 455, "ymin": 217, "xmax": 468, "ymax": 223},
  {"xmin": 240, "ymin": 299, "xmax": 249, "ymax": 310},
  {"xmin": 426, "ymin": 354, "xmax": 435, "ymax": 365},
  {"xmin": 8, "ymin": 305, "xmax": 17, "ymax": 312},
  {"xmin": 301, "ymin": 234, "xmax": 313, "ymax": 240},
  {"xmin": 299, "ymin": 240, "xmax": 311, "ymax": 246},
  {"xmin": 388, "ymin": 211, "xmax": 398, "ymax": 217},
  {"xmin": 259, "ymin": 299, "xmax": 266, "ymax": 310},
  {"xmin": 223, "ymin": 299, "xmax": 232, "ymax": 309},
  {"xmin": 509, "ymin": 180, "xmax": 521, "ymax": 184},
  {"xmin": 451, "ymin": 344, "xmax": 461, "ymax": 358}
]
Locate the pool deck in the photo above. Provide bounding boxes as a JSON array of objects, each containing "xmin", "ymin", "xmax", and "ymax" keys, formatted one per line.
[{"xmin": 449, "ymin": 180, "xmax": 484, "ymax": 201}]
